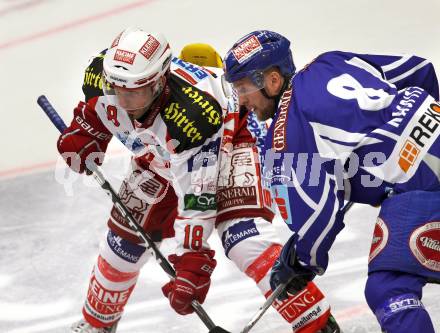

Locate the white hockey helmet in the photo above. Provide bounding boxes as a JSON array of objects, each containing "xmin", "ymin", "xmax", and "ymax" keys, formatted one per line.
[{"xmin": 103, "ymin": 27, "xmax": 172, "ymax": 89}]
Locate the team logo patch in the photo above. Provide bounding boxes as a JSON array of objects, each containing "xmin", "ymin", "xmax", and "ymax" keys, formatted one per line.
[
  {"xmin": 221, "ymin": 219, "xmax": 259, "ymax": 256},
  {"xmin": 114, "ymin": 49, "xmax": 136, "ymax": 64},
  {"xmin": 232, "ymin": 35, "xmax": 262, "ymax": 64},
  {"xmin": 139, "ymin": 35, "xmax": 160, "ymax": 60},
  {"xmin": 369, "ymin": 217, "xmax": 389, "ymax": 263},
  {"xmin": 409, "ymin": 221, "xmax": 440, "ymax": 272}
]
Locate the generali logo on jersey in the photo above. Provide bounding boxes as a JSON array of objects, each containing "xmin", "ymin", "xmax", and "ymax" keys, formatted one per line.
[
  {"xmin": 232, "ymin": 35, "xmax": 262, "ymax": 64},
  {"xmin": 409, "ymin": 221, "xmax": 440, "ymax": 272},
  {"xmin": 369, "ymin": 217, "xmax": 389, "ymax": 263},
  {"xmin": 114, "ymin": 49, "xmax": 136, "ymax": 64},
  {"xmin": 139, "ymin": 35, "xmax": 160, "ymax": 60},
  {"xmin": 273, "ymin": 88, "xmax": 292, "ymax": 151}
]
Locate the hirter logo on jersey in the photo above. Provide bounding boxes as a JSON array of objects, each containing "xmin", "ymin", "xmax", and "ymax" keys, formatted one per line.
[
  {"xmin": 114, "ymin": 49, "xmax": 136, "ymax": 64},
  {"xmin": 139, "ymin": 35, "xmax": 160, "ymax": 60},
  {"xmin": 232, "ymin": 35, "xmax": 262, "ymax": 64},
  {"xmin": 409, "ymin": 221, "xmax": 440, "ymax": 272},
  {"xmin": 369, "ymin": 217, "xmax": 389, "ymax": 263}
]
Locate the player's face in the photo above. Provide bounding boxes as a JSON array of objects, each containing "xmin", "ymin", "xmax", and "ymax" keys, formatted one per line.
[
  {"xmin": 233, "ymin": 77, "xmax": 276, "ymax": 121},
  {"xmin": 114, "ymin": 85, "xmax": 154, "ymax": 119}
]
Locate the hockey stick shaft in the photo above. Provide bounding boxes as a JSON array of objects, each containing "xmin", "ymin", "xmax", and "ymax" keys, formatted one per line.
[
  {"xmin": 240, "ymin": 201, "xmax": 354, "ymax": 333},
  {"xmin": 241, "ymin": 281, "xmax": 288, "ymax": 333},
  {"xmin": 37, "ymin": 95, "xmax": 227, "ymax": 332}
]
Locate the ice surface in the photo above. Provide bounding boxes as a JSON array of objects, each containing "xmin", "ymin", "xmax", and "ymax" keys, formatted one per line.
[{"xmin": 1, "ymin": 159, "xmax": 440, "ymax": 333}]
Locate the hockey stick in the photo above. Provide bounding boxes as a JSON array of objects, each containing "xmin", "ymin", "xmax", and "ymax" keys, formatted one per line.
[
  {"xmin": 240, "ymin": 201, "xmax": 354, "ymax": 333},
  {"xmin": 37, "ymin": 95, "xmax": 230, "ymax": 333}
]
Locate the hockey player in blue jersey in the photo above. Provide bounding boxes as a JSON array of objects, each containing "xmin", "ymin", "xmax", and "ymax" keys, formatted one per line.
[{"xmin": 223, "ymin": 30, "xmax": 440, "ymax": 333}]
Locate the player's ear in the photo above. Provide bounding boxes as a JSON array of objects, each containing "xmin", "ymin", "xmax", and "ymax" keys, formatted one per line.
[{"xmin": 265, "ymin": 69, "xmax": 284, "ymax": 96}]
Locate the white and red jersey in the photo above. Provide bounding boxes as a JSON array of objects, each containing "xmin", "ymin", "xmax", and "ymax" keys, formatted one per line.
[
  {"xmin": 73, "ymin": 50, "xmax": 274, "ymax": 254},
  {"xmin": 81, "ymin": 51, "xmax": 226, "ymax": 254},
  {"xmin": 217, "ymin": 92, "xmax": 274, "ymax": 224}
]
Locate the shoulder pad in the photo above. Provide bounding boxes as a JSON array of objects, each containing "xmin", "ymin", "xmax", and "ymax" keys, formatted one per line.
[
  {"xmin": 160, "ymin": 74, "xmax": 222, "ymax": 153},
  {"xmin": 82, "ymin": 49, "xmax": 107, "ymax": 102}
]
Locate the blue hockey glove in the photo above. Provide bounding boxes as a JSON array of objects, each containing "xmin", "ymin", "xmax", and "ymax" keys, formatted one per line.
[{"xmin": 270, "ymin": 234, "xmax": 316, "ymax": 300}]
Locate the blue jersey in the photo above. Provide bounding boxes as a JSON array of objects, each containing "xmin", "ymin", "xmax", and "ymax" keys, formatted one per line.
[{"xmin": 263, "ymin": 51, "xmax": 440, "ymax": 274}]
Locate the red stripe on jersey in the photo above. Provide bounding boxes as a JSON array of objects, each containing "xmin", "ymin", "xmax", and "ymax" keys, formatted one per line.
[
  {"xmin": 97, "ymin": 255, "xmax": 139, "ymax": 282},
  {"xmin": 174, "ymin": 68, "xmax": 198, "ymax": 85},
  {"xmin": 245, "ymin": 243, "xmax": 282, "ymax": 283}
]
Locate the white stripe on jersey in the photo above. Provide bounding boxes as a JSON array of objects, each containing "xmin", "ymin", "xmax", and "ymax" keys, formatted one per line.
[
  {"xmin": 346, "ymin": 57, "xmax": 391, "ymax": 86},
  {"xmin": 291, "ymin": 167, "xmax": 318, "ymax": 211},
  {"xmin": 371, "ymin": 128, "xmax": 400, "ymax": 141},
  {"xmin": 388, "ymin": 60, "xmax": 430, "ymax": 84},
  {"xmin": 423, "ymin": 152, "xmax": 440, "ymax": 182},
  {"xmin": 309, "ymin": 174, "xmax": 339, "ymax": 269},
  {"xmin": 382, "ymin": 55, "xmax": 411, "ymax": 72},
  {"xmin": 297, "ymin": 173, "xmax": 331, "ymax": 240},
  {"xmin": 310, "ymin": 122, "xmax": 381, "ymax": 159}
]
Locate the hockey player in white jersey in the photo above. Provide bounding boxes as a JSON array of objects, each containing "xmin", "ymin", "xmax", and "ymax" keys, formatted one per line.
[
  {"xmin": 58, "ymin": 27, "xmax": 340, "ymax": 332},
  {"xmin": 223, "ymin": 30, "xmax": 440, "ymax": 333}
]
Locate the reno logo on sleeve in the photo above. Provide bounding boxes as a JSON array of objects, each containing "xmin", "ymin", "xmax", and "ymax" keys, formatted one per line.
[
  {"xmin": 398, "ymin": 101, "xmax": 440, "ymax": 173},
  {"xmin": 114, "ymin": 49, "xmax": 136, "ymax": 64},
  {"xmin": 369, "ymin": 217, "xmax": 389, "ymax": 263},
  {"xmin": 409, "ymin": 221, "xmax": 440, "ymax": 271},
  {"xmin": 232, "ymin": 35, "xmax": 262, "ymax": 64},
  {"xmin": 221, "ymin": 219, "xmax": 259, "ymax": 256}
]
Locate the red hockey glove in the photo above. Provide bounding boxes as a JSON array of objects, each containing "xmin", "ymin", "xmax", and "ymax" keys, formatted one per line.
[
  {"xmin": 162, "ymin": 250, "xmax": 216, "ymax": 315},
  {"xmin": 57, "ymin": 101, "xmax": 112, "ymax": 174}
]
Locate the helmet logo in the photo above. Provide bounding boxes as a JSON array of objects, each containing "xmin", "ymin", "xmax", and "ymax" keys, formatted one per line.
[
  {"xmin": 232, "ymin": 35, "xmax": 262, "ymax": 64},
  {"xmin": 114, "ymin": 49, "xmax": 136, "ymax": 65},
  {"xmin": 111, "ymin": 31, "xmax": 123, "ymax": 48},
  {"xmin": 139, "ymin": 35, "xmax": 160, "ymax": 60},
  {"xmin": 109, "ymin": 75, "xmax": 128, "ymax": 83}
]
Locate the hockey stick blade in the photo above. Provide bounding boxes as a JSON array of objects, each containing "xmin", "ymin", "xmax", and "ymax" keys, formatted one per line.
[{"xmin": 37, "ymin": 95, "xmax": 230, "ymax": 333}]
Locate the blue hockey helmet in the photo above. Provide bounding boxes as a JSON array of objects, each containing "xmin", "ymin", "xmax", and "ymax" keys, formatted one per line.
[{"xmin": 223, "ymin": 30, "xmax": 295, "ymax": 86}]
